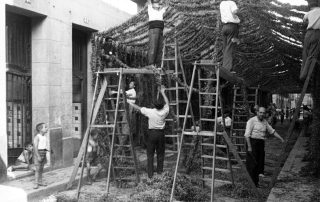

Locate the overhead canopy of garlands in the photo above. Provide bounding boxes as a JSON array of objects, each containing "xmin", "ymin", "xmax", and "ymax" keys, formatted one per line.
[{"xmin": 92, "ymin": 0, "xmax": 308, "ymax": 94}]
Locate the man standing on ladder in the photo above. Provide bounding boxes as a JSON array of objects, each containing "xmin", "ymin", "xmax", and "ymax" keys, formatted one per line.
[
  {"xmin": 220, "ymin": 0, "xmax": 240, "ymax": 71},
  {"xmin": 147, "ymin": 0, "xmax": 167, "ymax": 66},
  {"xmin": 301, "ymin": 1, "xmax": 320, "ymax": 80},
  {"xmin": 128, "ymin": 85, "xmax": 169, "ymax": 178},
  {"xmin": 244, "ymin": 107, "xmax": 284, "ymax": 187}
]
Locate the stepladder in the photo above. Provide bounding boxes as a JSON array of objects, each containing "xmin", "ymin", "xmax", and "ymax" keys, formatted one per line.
[
  {"xmin": 160, "ymin": 37, "xmax": 196, "ymax": 168},
  {"xmin": 170, "ymin": 61, "xmax": 234, "ymax": 202},
  {"xmin": 230, "ymin": 85, "xmax": 259, "ymax": 164},
  {"xmin": 67, "ymin": 69, "xmax": 140, "ymax": 199}
]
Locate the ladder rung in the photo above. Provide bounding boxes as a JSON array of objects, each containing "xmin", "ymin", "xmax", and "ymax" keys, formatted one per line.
[
  {"xmin": 232, "ymin": 129, "xmax": 245, "ymax": 131},
  {"xmin": 179, "ymin": 100, "xmax": 188, "ymax": 104},
  {"xmin": 202, "ymin": 178, "xmax": 233, "ymax": 184},
  {"xmin": 166, "ymin": 87, "xmax": 185, "ymax": 90},
  {"xmin": 201, "ymin": 143, "xmax": 227, "ymax": 148},
  {"xmin": 91, "ymin": 124, "xmax": 115, "ymax": 128},
  {"xmin": 165, "ymin": 135, "xmax": 179, "ymax": 138},
  {"xmin": 107, "ymin": 85, "xmax": 119, "ymax": 88},
  {"xmin": 200, "ymin": 105, "xmax": 219, "ymax": 109},
  {"xmin": 166, "ymin": 150, "xmax": 178, "ymax": 154},
  {"xmin": 165, "ymin": 118, "xmax": 174, "ymax": 121},
  {"xmin": 201, "ymin": 155, "xmax": 229, "ymax": 161},
  {"xmin": 163, "ymin": 58, "xmax": 175, "ymax": 61},
  {"xmin": 200, "ymin": 118, "xmax": 215, "ymax": 122},
  {"xmin": 178, "ymin": 115, "xmax": 192, "ymax": 118},
  {"xmin": 115, "ymin": 155, "xmax": 133, "ymax": 159},
  {"xmin": 199, "ymin": 78, "xmax": 217, "ymax": 81},
  {"xmin": 113, "ymin": 166, "xmax": 135, "ymax": 170},
  {"xmin": 199, "ymin": 92, "xmax": 217, "ymax": 95}
]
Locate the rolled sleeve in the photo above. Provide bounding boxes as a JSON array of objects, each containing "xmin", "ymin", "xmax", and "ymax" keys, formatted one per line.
[
  {"xmin": 141, "ymin": 107, "xmax": 151, "ymax": 117},
  {"xmin": 244, "ymin": 119, "xmax": 253, "ymax": 138},
  {"xmin": 266, "ymin": 123, "xmax": 275, "ymax": 135}
]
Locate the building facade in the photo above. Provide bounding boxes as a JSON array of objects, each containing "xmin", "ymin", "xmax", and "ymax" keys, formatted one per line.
[{"xmin": 0, "ymin": 0, "xmax": 132, "ymax": 180}]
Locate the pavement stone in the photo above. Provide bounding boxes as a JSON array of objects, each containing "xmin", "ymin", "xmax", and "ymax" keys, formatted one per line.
[{"xmin": 267, "ymin": 127, "xmax": 314, "ymax": 202}]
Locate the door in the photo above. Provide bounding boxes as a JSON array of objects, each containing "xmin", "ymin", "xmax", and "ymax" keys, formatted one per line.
[{"xmin": 6, "ymin": 12, "xmax": 32, "ymax": 165}]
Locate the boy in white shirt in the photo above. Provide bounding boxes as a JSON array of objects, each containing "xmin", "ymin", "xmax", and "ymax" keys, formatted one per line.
[{"xmin": 33, "ymin": 123, "xmax": 49, "ymax": 189}]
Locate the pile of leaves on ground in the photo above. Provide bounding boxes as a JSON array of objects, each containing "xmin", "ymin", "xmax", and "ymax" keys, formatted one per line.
[{"xmin": 128, "ymin": 171, "xmax": 209, "ymax": 202}]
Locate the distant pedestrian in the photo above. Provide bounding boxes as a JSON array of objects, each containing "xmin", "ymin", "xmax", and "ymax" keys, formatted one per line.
[
  {"xmin": 280, "ymin": 109, "xmax": 285, "ymax": 124},
  {"xmin": 33, "ymin": 123, "xmax": 49, "ymax": 189},
  {"xmin": 244, "ymin": 107, "xmax": 284, "ymax": 187},
  {"xmin": 285, "ymin": 107, "xmax": 289, "ymax": 120}
]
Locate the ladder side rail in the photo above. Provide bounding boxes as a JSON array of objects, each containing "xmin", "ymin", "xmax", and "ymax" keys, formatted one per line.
[
  {"xmin": 106, "ymin": 71, "xmax": 123, "ymax": 197},
  {"xmin": 198, "ymin": 67, "xmax": 205, "ymax": 187},
  {"xmin": 121, "ymin": 78, "xmax": 140, "ymax": 183},
  {"xmin": 177, "ymin": 41, "xmax": 196, "ymax": 128},
  {"xmin": 269, "ymin": 58, "xmax": 317, "ymax": 188},
  {"xmin": 221, "ymin": 131, "xmax": 262, "ymax": 198},
  {"xmin": 67, "ymin": 75, "xmax": 105, "ymax": 189},
  {"xmin": 75, "ymin": 77, "xmax": 110, "ymax": 198},
  {"xmin": 169, "ymin": 63, "xmax": 197, "ymax": 202},
  {"xmin": 210, "ymin": 66, "xmax": 220, "ymax": 202},
  {"xmin": 174, "ymin": 38, "xmax": 180, "ymax": 131},
  {"xmin": 219, "ymin": 87, "xmax": 235, "ymax": 185}
]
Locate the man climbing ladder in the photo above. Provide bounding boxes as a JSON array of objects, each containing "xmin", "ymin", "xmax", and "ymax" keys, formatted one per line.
[
  {"xmin": 301, "ymin": 1, "xmax": 320, "ymax": 80},
  {"xmin": 220, "ymin": 0, "xmax": 241, "ymax": 71}
]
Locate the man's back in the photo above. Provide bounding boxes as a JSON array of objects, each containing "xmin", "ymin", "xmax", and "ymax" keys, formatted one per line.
[{"xmin": 304, "ymin": 7, "xmax": 320, "ymax": 29}]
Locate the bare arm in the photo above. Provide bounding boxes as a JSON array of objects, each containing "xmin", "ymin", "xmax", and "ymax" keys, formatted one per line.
[
  {"xmin": 160, "ymin": 85, "xmax": 169, "ymax": 106},
  {"xmin": 245, "ymin": 137, "xmax": 252, "ymax": 152},
  {"xmin": 23, "ymin": 151, "xmax": 31, "ymax": 165},
  {"xmin": 128, "ymin": 102, "xmax": 142, "ymax": 111},
  {"xmin": 273, "ymin": 131, "xmax": 284, "ymax": 143},
  {"xmin": 34, "ymin": 136, "xmax": 41, "ymax": 161}
]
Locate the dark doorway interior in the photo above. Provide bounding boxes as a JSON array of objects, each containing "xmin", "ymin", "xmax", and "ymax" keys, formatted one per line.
[
  {"xmin": 72, "ymin": 28, "xmax": 88, "ymax": 155},
  {"xmin": 6, "ymin": 12, "xmax": 32, "ymax": 165}
]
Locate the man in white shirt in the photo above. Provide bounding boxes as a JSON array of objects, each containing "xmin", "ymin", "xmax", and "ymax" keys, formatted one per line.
[
  {"xmin": 301, "ymin": 2, "xmax": 320, "ymax": 80},
  {"xmin": 129, "ymin": 85, "xmax": 169, "ymax": 178},
  {"xmin": 220, "ymin": 0, "xmax": 240, "ymax": 71},
  {"xmin": 147, "ymin": 0, "xmax": 167, "ymax": 65},
  {"xmin": 244, "ymin": 107, "xmax": 284, "ymax": 187}
]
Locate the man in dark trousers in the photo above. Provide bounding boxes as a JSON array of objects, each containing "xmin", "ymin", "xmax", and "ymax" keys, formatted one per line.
[
  {"xmin": 147, "ymin": 0, "xmax": 167, "ymax": 65},
  {"xmin": 220, "ymin": 0, "xmax": 240, "ymax": 71},
  {"xmin": 128, "ymin": 85, "xmax": 169, "ymax": 178},
  {"xmin": 244, "ymin": 107, "xmax": 284, "ymax": 187},
  {"xmin": 301, "ymin": 1, "xmax": 320, "ymax": 80}
]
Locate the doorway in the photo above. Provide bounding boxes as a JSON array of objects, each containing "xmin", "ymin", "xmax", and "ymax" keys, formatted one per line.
[{"xmin": 6, "ymin": 12, "xmax": 32, "ymax": 165}]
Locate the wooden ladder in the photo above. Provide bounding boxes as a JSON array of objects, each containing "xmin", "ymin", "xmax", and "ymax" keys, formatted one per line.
[
  {"xmin": 230, "ymin": 86, "xmax": 259, "ymax": 163},
  {"xmin": 66, "ymin": 69, "xmax": 139, "ymax": 199},
  {"xmin": 170, "ymin": 61, "xmax": 234, "ymax": 202},
  {"xmin": 161, "ymin": 37, "xmax": 196, "ymax": 164}
]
